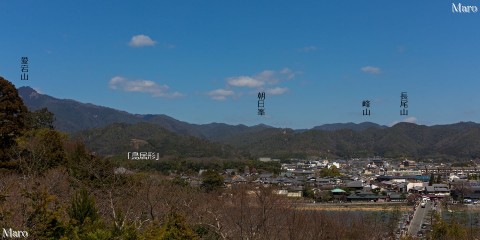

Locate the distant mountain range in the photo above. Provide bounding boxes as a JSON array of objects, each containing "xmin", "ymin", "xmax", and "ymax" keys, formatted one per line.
[
  {"xmin": 222, "ymin": 122, "xmax": 480, "ymax": 160},
  {"xmin": 18, "ymin": 86, "xmax": 384, "ymax": 138},
  {"xmin": 312, "ymin": 122, "xmax": 387, "ymax": 132},
  {"xmin": 18, "ymin": 86, "xmax": 480, "ymax": 160},
  {"xmin": 18, "ymin": 86, "xmax": 272, "ymax": 141},
  {"xmin": 74, "ymin": 120, "xmax": 480, "ymax": 161}
]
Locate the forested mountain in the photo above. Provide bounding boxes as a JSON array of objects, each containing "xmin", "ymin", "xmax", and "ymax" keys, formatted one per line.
[
  {"xmin": 19, "ymin": 86, "xmax": 146, "ymax": 133},
  {"xmin": 18, "ymin": 86, "xmax": 389, "ymax": 140},
  {"xmin": 74, "ymin": 120, "xmax": 480, "ymax": 161},
  {"xmin": 312, "ymin": 122, "xmax": 387, "ymax": 132},
  {"xmin": 18, "ymin": 86, "xmax": 271, "ymax": 139},
  {"xmin": 19, "ymin": 86, "xmax": 480, "ymax": 160},
  {"xmin": 221, "ymin": 122, "xmax": 480, "ymax": 160},
  {"xmin": 75, "ymin": 122, "xmax": 240, "ymax": 158}
]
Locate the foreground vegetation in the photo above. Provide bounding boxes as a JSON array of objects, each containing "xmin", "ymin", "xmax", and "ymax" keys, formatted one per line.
[
  {"xmin": 1, "ymin": 164, "xmax": 405, "ymax": 240},
  {"xmin": 3, "ymin": 76, "xmax": 480, "ymax": 239},
  {"xmin": 1, "ymin": 76, "xmax": 401, "ymax": 239}
]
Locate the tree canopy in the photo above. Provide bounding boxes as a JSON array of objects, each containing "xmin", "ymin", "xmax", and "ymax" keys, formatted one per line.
[
  {"xmin": 201, "ymin": 170, "xmax": 224, "ymax": 192},
  {"xmin": 26, "ymin": 108, "xmax": 55, "ymax": 130},
  {"xmin": 0, "ymin": 76, "xmax": 28, "ymax": 162}
]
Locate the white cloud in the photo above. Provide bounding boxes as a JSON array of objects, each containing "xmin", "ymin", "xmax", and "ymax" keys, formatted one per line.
[
  {"xmin": 266, "ymin": 87, "xmax": 288, "ymax": 95},
  {"xmin": 256, "ymin": 70, "xmax": 275, "ymax": 81},
  {"xmin": 227, "ymin": 76, "xmax": 264, "ymax": 88},
  {"xmin": 227, "ymin": 68, "xmax": 296, "ymax": 88},
  {"xmin": 257, "ymin": 70, "xmax": 281, "ymax": 85},
  {"xmin": 298, "ymin": 46, "xmax": 317, "ymax": 53},
  {"xmin": 209, "ymin": 68, "xmax": 295, "ymax": 100},
  {"xmin": 208, "ymin": 88, "xmax": 235, "ymax": 101},
  {"xmin": 109, "ymin": 76, "xmax": 183, "ymax": 98},
  {"xmin": 129, "ymin": 34, "xmax": 156, "ymax": 47},
  {"xmin": 403, "ymin": 117, "xmax": 417, "ymax": 123},
  {"xmin": 361, "ymin": 66, "xmax": 381, "ymax": 75},
  {"xmin": 280, "ymin": 68, "xmax": 295, "ymax": 80},
  {"xmin": 390, "ymin": 116, "xmax": 417, "ymax": 126},
  {"xmin": 33, "ymin": 87, "xmax": 43, "ymax": 94}
]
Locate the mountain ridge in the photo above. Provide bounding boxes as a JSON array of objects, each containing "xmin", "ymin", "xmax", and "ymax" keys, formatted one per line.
[
  {"xmin": 18, "ymin": 86, "xmax": 480, "ymax": 160},
  {"xmin": 74, "ymin": 120, "xmax": 480, "ymax": 161},
  {"xmin": 18, "ymin": 86, "xmax": 401, "ymax": 137}
]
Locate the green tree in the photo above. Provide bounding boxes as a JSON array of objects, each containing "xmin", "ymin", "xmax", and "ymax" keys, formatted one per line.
[
  {"xmin": 66, "ymin": 141, "xmax": 115, "ymax": 188},
  {"xmin": 172, "ymin": 176, "xmax": 189, "ymax": 187},
  {"xmin": 15, "ymin": 128, "xmax": 67, "ymax": 176},
  {"xmin": 23, "ymin": 185, "xmax": 66, "ymax": 239},
  {"xmin": 158, "ymin": 212, "xmax": 198, "ymax": 240},
  {"xmin": 143, "ymin": 221, "xmax": 163, "ymax": 239},
  {"xmin": 318, "ymin": 165, "xmax": 341, "ymax": 178},
  {"xmin": 201, "ymin": 170, "xmax": 224, "ymax": 192},
  {"xmin": 66, "ymin": 188, "xmax": 120, "ymax": 240},
  {"xmin": 319, "ymin": 190, "xmax": 333, "ymax": 202},
  {"xmin": 303, "ymin": 187, "xmax": 315, "ymax": 199},
  {"xmin": 436, "ymin": 174, "xmax": 442, "ymax": 184},
  {"xmin": 0, "ymin": 76, "xmax": 28, "ymax": 163},
  {"xmin": 429, "ymin": 173, "xmax": 434, "ymax": 186},
  {"xmin": 25, "ymin": 108, "xmax": 55, "ymax": 130},
  {"xmin": 68, "ymin": 188, "xmax": 98, "ymax": 226},
  {"xmin": 430, "ymin": 212, "xmax": 468, "ymax": 240}
]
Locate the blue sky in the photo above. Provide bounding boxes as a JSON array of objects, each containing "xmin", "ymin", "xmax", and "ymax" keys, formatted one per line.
[{"xmin": 1, "ymin": 0, "xmax": 480, "ymax": 129}]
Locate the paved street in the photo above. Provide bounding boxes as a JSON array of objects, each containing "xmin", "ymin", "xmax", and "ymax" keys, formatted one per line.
[{"xmin": 408, "ymin": 201, "xmax": 431, "ymax": 236}]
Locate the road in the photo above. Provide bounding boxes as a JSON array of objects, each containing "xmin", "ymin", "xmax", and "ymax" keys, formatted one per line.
[{"xmin": 408, "ymin": 201, "xmax": 432, "ymax": 236}]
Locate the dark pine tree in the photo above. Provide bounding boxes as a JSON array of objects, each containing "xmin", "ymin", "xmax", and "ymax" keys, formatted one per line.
[
  {"xmin": 201, "ymin": 170, "xmax": 224, "ymax": 192},
  {"xmin": 0, "ymin": 76, "xmax": 28, "ymax": 163},
  {"xmin": 429, "ymin": 173, "xmax": 435, "ymax": 186}
]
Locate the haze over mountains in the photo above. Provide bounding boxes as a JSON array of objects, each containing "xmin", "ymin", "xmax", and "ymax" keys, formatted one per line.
[{"xmin": 18, "ymin": 86, "xmax": 480, "ymax": 160}]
